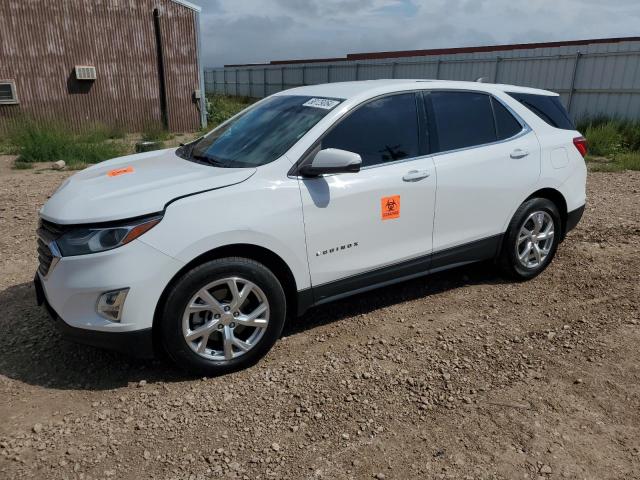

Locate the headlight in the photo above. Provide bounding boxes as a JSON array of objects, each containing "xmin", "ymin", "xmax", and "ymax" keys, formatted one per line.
[{"xmin": 56, "ymin": 216, "xmax": 162, "ymax": 256}]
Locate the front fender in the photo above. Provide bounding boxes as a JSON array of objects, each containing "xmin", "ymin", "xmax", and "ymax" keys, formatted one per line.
[{"xmin": 138, "ymin": 172, "xmax": 310, "ymax": 291}]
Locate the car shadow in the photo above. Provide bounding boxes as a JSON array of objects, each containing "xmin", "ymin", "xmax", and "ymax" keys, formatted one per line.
[
  {"xmin": 0, "ymin": 281, "xmax": 184, "ymax": 391},
  {"xmin": 283, "ymin": 261, "xmax": 508, "ymax": 336},
  {"xmin": 0, "ymin": 262, "xmax": 508, "ymax": 391}
]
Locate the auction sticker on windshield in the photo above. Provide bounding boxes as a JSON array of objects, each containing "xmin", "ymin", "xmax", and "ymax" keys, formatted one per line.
[{"xmin": 303, "ymin": 98, "xmax": 340, "ymax": 110}]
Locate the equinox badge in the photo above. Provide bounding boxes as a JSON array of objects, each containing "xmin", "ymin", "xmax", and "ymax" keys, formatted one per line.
[{"xmin": 316, "ymin": 242, "xmax": 359, "ymax": 257}]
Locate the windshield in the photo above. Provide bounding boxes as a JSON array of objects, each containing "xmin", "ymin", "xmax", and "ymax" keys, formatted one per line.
[{"xmin": 180, "ymin": 95, "xmax": 343, "ymax": 168}]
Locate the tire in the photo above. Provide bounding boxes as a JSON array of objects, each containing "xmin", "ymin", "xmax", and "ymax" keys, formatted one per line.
[
  {"xmin": 160, "ymin": 257, "xmax": 286, "ymax": 376},
  {"xmin": 499, "ymin": 198, "xmax": 561, "ymax": 280}
]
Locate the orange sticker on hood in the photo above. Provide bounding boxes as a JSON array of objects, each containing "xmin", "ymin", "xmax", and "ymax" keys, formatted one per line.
[
  {"xmin": 381, "ymin": 195, "xmax": 400, "ymax": 220},
  {"xmin": 107, "ymin": 166, "xmax": 134, "ymax": 177}
]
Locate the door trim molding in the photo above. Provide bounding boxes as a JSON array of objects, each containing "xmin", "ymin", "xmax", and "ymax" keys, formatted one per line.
[{"xmin": 296, "ymin": 233, "xmax": 503, "ymax": 315}]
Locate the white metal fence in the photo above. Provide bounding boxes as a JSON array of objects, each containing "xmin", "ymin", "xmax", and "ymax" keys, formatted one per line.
[{"xmin": 204, "ymin": 39, "xmax": 640, "ymax": 120}]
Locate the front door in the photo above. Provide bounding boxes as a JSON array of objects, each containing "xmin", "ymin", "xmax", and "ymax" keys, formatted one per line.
[{"xmin": 298, "ymin": 92, "xmax": 437, "ymax": 301}]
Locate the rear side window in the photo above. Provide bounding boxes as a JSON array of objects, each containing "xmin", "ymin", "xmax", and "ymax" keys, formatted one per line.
[
  {"xmin": 507, "ymin": 92, "xmax": 575, "ymax": 130},
  {"xmin": 429, "ymin": 91, "xmax": 496, "ymax": 152},
  {"xmin": 321, "ymin": 93, "xmax": 419, "ymax": 167},
  {"xmin": 492, "ymin": 97, "xmax": 523, "ymax": 140}
]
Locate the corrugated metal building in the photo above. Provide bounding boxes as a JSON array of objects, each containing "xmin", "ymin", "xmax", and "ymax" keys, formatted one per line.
[
  {"xmin": 0, "ymin": 0, "xmax": 206, "ymax": 132},
  {"xmin": 205, "ymin": 36, "xmax": 640, "ymax": 120}
]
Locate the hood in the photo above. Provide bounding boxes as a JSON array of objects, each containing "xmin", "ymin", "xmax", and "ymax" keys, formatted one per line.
[{"xmin": 40, "ymin": 148, "xmax": 256, "ymax": 224}]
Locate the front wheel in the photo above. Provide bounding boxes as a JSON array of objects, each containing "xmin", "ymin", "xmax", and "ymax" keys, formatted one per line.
[
  {"xmin": 160, "ymin": 257, "xmax": 286, "ymax": 376},
  {"xmin": 499, "ymin": 198, "xmax": 561, "ymax": 280}
]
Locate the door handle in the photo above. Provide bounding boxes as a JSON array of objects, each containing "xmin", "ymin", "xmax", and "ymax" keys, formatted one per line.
[
  {"xmin": 510, "ymin": 149, "xmax": 529, "ymax": 159},
  {"xmin": 402, "ymin": 169, "xmax": 430, "ymax": 182}
]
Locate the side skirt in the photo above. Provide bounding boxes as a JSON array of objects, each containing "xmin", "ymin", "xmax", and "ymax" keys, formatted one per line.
[{"xmin": 296, "ymin": 234, "xmax": 503, "ymax": 315}]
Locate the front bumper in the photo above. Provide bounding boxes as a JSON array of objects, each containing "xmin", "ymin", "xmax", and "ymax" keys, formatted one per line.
[
  {"xmin": 35, "ymin": 274, "xmax": 155, "ymax": 358},
  {"xmin": 34, "ymin": 237, "xmax": 185, "ymax": 358},
  {"xmin": 37, "ymin": 238, "xmax": 183, "ymax": 332}
]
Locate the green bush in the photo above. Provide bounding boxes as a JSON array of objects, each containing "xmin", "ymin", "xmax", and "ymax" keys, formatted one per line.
[
  {"xmin": 588, "ymin": 152, "xmax": 640, "ymax": 172},
  {"xmin": 615, "ymin": 151, "xmax": 640, "ymax": 171},
  {"xmin": 81, "ymin": 123, "xmax": 127, "ymax": 143},
  {"xmin": 576, "ymin": 116, "xmax": 640, "ymax": 172},
  {"xmin": 584, "ymin": 122, "xmax": 624, "ymax": 156},
  {"xmin": 7, "ymin": 119, "xmax": 68, "ymax": 162},
  {"xmin": 206, "ymin": 94, "xmax": 255, "ymax": 128},
  {"xmin": 65, "ymin": 141, "xmax": 127, "ymax": 165},
  {"xmin": 141, "ymin": 122, "xmax": 172, "ymax": 142},
  {"xmin": 619, "ymin": 121, "xmax": 640, "ymax": 151},
  {"xmin": 13, "ymin": 161, "xmax": 33, "ymax": 170},
  {"xmin": 576, "ymin": 115, "xmax": 611, "ymax": 133},
  {"xmin": 579, "ymin": 117, "xmax": 640, "ymax": 154},
  {"xmin": 0, "ymin": 142, "xmax": 12, "ymax": 155},
  {"xmin": 7, "ymin": 119, "xmax": 127, "ymax": 166}
]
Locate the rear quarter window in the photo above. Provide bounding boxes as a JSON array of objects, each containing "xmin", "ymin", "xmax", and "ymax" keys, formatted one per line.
[
  {"xmin": 491, "ymin": 97, "xmax": 523, "ymax": 140},
  {"xmin": 507, "ymin": 92, "xmax": 575, "ymax": 130}
]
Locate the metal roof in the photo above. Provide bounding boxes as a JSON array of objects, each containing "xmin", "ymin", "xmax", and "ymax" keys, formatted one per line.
[
  {"xmin": 346, "ymin": 36, "xmax": 640, "ymax": 61},
  {"xmin": 170, "ymin": 0, "xmax": 201, "ymax": 12},
  {"xmin": 225, "ymin": 36, "xmax": 640, "ymax": 67}
]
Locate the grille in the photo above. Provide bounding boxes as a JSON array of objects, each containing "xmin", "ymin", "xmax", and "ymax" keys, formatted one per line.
[{"xmin": 36, "ymin": 220, "xmax": 65, "ymax": 277}]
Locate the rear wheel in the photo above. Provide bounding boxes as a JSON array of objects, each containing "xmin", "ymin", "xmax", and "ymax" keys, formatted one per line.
[
  {"xmin": 160, "ymin": 257, "xmax": 286, "ymax": 376},
  {"xmin": 499, "ymin": 198, "xmax": 561, "ymax": 280}
]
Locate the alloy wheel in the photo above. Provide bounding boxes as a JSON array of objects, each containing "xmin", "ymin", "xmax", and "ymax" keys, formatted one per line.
[
  {"xmin": 515, "ymin": 211, "xmax": 555, "ymax": 269},
  {"xmin": 181, "ymin": 277, "xmax": 270, "ymax": 361}
]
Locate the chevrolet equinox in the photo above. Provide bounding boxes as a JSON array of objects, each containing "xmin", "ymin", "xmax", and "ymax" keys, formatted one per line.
[{"xmin": 35, "ymin": 80, "xmax": 587, "ymax": 375}]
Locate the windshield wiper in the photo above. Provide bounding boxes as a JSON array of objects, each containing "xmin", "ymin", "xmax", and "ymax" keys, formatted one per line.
[
  {"xmin": 176, "ymin": 142, "xmax": 196, "ymax": 160},
  {"xmin": 177, "ymin": 142, "xmax": 227, "ymax": 168},
  {"xmin": 176, "ymin": 139, "xmax": 232, "ymax": 168}
]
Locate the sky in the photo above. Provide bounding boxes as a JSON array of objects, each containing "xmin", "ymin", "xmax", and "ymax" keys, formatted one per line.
[{"xmin": 189, "ymin": 0, "xmax": 640, "ymax": 67}]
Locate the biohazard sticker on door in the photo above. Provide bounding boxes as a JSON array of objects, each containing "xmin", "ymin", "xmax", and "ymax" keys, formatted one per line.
[{"xmin": 381, "ymin": 195, "xmax": 400, "ymax": 220}]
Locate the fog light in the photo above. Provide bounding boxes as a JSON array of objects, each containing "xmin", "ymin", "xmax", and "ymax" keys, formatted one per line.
[{"xmin": 96, "ymin": 288, "xmax": 129, "ymax": 322}]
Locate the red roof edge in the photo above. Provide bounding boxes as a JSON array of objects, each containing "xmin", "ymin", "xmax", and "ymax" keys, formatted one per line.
[
  {"xmin": 224, "ymin": 57, "xmax": 347, "ymax": 67},
  {"xmin": 269, "ymin": 57, "xmax": 346, "ymax": 65},
  {"xmin": 224, "ymin": 62, "xmax": 271, "ymax": 67}
]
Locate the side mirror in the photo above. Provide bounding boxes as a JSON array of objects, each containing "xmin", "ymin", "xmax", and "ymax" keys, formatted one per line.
[{"xmin": 299, "ymin": 148, "xmax": 362, "ymax": 177}]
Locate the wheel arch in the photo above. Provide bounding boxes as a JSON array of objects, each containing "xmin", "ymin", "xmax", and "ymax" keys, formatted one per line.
[
  {"xmin": 496, "ymin": 187, "xmax": 570, "ymax": 263},
  {"xmin": 152, "ymin": 243, "xmax": 299, "ymax": 351},
  {"xmin": 525, "ymin": 188, "xmax": 568, "ymax": 240}
]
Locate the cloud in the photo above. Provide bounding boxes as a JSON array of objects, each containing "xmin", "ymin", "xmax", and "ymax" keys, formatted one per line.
[{"xmin": 190, "ymin": 0, "xmax": 640, "ymax": 67}]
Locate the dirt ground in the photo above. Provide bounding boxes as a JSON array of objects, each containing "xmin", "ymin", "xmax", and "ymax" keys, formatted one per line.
[{"xmin": 0, "ymin": 156, "xmax": 638, "ymax": 480}]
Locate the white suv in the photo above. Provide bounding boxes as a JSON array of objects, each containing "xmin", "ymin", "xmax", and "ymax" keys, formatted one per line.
[{"xmin": 35, "ymin": 80, "xmax": 587, "ymax": 375}]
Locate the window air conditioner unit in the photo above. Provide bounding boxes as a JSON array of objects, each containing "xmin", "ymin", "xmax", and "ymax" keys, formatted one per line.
[
  {"xmin": 0, "ymin": 80, "xmax": 19, "ymax": 104},
  {"xmin": 75, "ymin": 66, "xmax": 97, "ymax": 81}
]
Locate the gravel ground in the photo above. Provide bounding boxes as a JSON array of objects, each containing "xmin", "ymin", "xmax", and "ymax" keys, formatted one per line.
[{"xmin": 0, "ymin": 156, "xmax": 639, "ymax": 480}]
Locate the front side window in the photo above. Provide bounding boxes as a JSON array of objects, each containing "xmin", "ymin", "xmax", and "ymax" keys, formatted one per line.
[
  {"xmin": 182, "ymin": 95, "xmax": 342, "ymax": 168},
  {"xmin": 320, "ymin": 93, "xmax": 420, "ymax": 168},
  {"xmin": 429, "ymin": 91, "xmax": 496, "ymax": 152}
]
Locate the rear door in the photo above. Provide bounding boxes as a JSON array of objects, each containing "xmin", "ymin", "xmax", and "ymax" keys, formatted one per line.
[
  {"xmin": 298, "ymin": 92, "xmax": 437, "ymax": 299},
  {"xmin": 425, "ymin": 90, "xmax": 541, "ymax": 254}
]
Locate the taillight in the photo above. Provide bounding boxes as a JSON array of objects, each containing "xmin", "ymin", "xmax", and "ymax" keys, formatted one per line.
[{"xmin": 573, "ymin": 136, "xmax": 588, "ymax": 157}]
